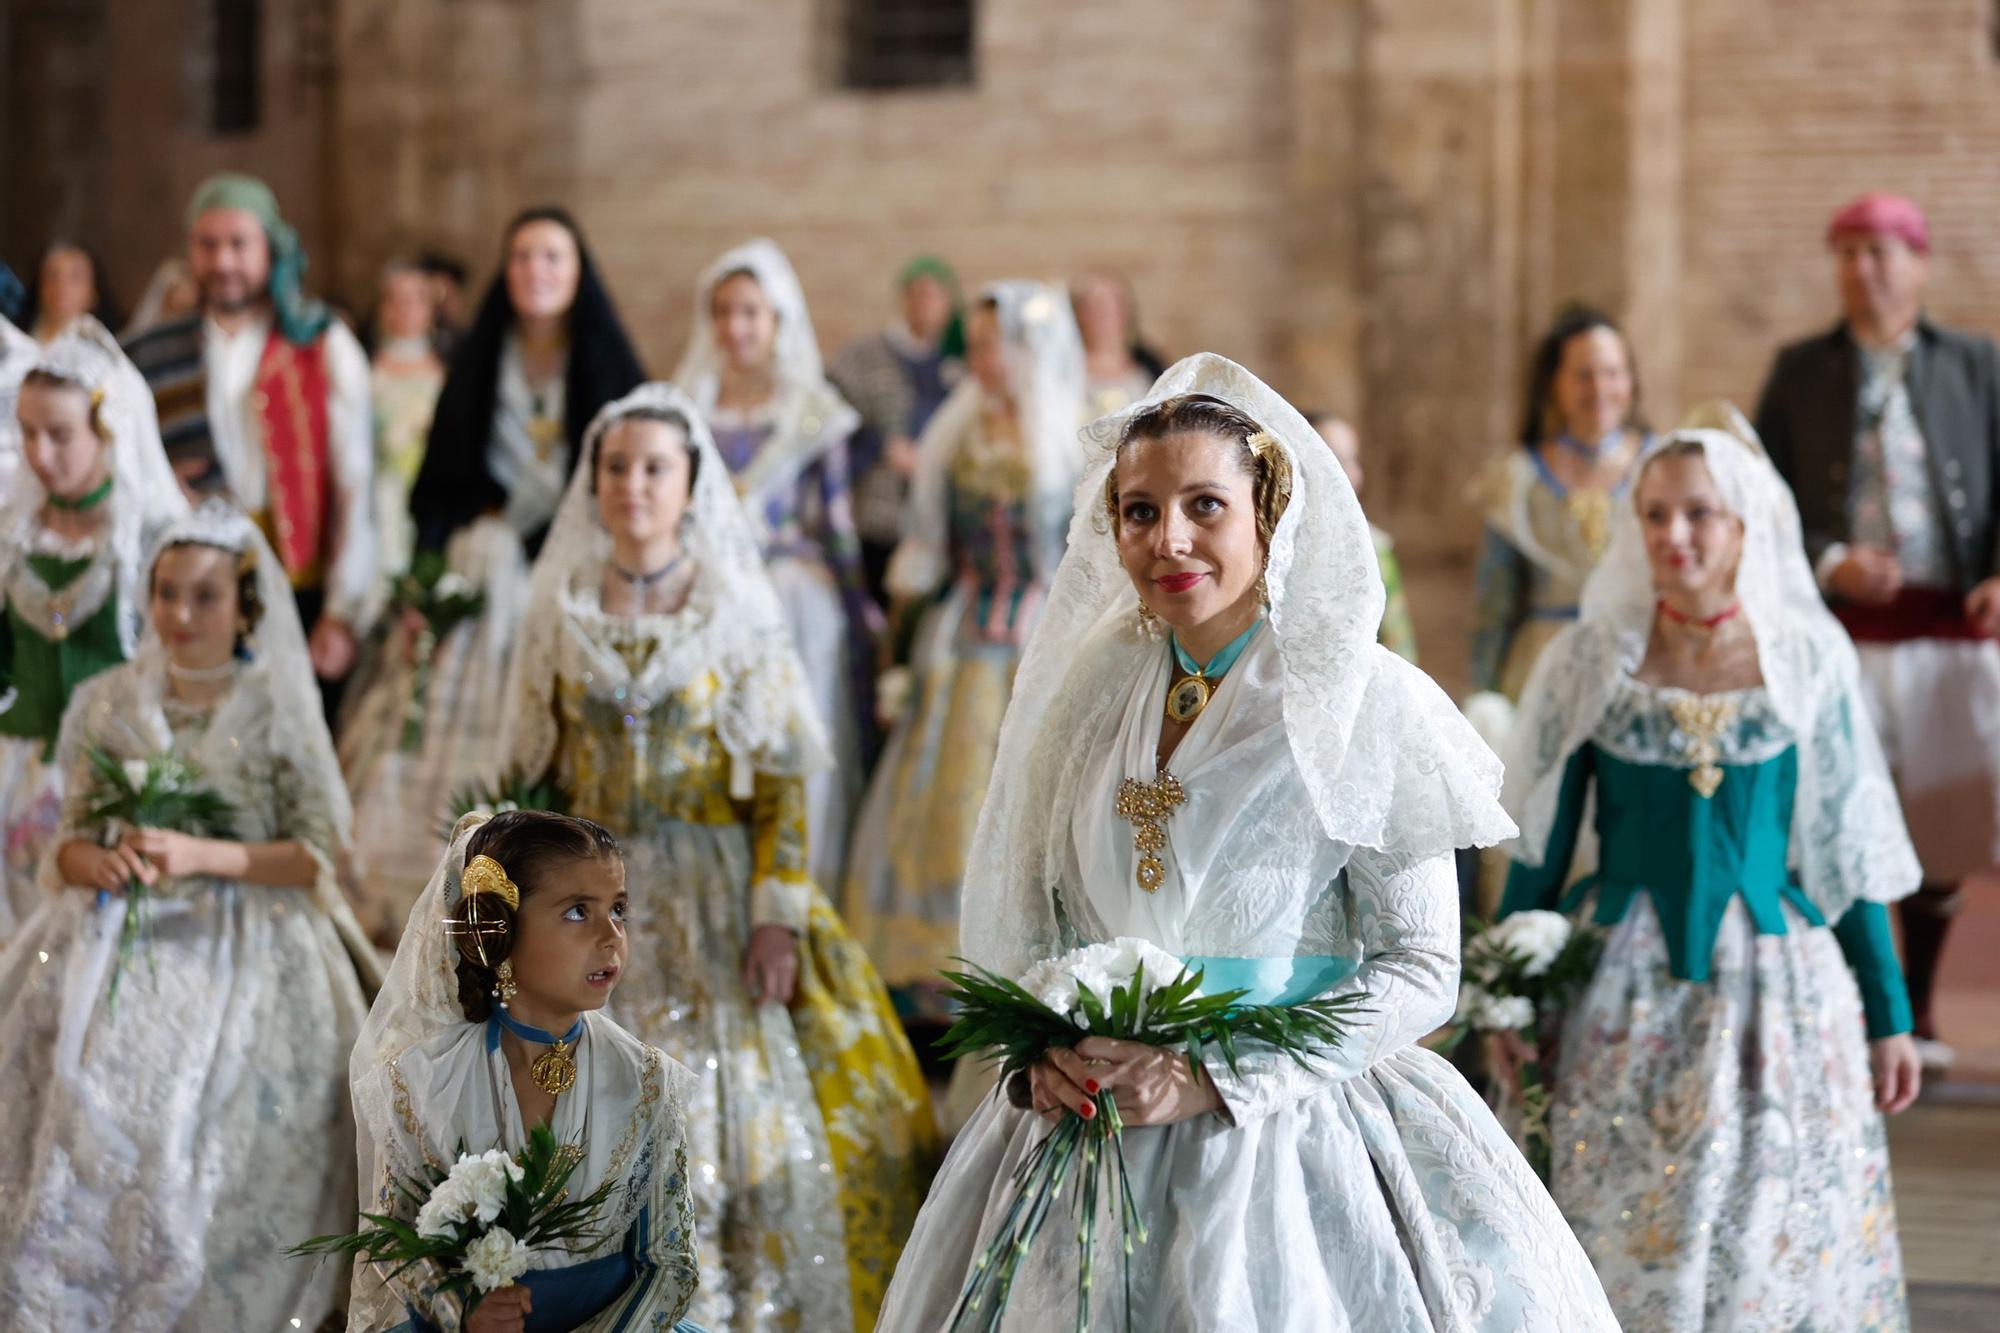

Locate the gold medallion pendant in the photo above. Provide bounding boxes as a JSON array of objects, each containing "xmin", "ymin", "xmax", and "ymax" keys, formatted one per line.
[
  {"xmin": 527, "ymin": 413, "xmax": 563, "ymax": 463},
  {"xmin": 1167, "ymin": 673, "xmax": 1212, "ymax": 724},
  {"xmin": 530, "ymin": 1036, "xmax": 578, "ymax": 1096}
]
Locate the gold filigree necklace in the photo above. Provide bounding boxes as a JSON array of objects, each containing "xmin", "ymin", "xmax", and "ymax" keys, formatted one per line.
[
  {"xmin": 1668, "ymin": 694, "xmax": 1738, "ymax": 799},
  {"xmin": 1114, "ymin": 620, "xmax": 1262, "ymax": 891}
]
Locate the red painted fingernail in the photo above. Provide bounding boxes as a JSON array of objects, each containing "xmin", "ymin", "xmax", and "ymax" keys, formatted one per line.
[
  {"xmin": 1079, "ymin": 1100, "xmax": 1096, "ymax": 1119},
  {"xmin": 1084, "ymin": 1079, "xmax": 1100, "ymax": 1095}
]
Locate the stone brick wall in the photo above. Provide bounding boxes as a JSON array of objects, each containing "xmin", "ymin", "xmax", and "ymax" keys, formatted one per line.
[
  {"xmin": 1680, "ymin": 0, "xmax": 2000, "ymax": 409},
  {"xmin": 22, "ymin": 0, "xmax": 1999, "ymax": 633}
]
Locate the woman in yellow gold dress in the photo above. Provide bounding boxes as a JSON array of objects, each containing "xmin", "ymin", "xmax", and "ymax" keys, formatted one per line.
[{"xmin": 498, "ymin": 382, "xmax": 935, "ymax": 1332}]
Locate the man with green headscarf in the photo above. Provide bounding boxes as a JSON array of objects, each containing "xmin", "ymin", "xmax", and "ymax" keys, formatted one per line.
[
  {"xmin": 125, "ymin": 173, "xmax": 376, "ymax": 712},
  {"xmin": 827, "ymin": 255, "xmax": 965, "ymax": 603}
]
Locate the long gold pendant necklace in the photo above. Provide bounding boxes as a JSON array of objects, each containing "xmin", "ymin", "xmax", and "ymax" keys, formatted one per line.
[{"xmin": 1115, "ymin": 619, "xmax": 1262, "ymax": 892}]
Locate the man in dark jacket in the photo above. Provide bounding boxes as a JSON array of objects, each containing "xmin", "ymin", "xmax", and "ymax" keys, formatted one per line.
[{"xmin": 1756, "ymin": 193, "xmax": 2000, "ymax": 1071}]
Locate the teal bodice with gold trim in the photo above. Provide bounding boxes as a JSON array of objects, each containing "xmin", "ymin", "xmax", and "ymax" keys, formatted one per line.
[{"xmin": 1503, "ymin": 682, "xmax": 1912, "ymax": 1038}]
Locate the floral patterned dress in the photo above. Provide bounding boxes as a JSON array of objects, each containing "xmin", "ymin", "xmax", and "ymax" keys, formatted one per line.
[
  {"xmin": 510, "ymin": 579, "xmax": 935, "ymax": 1332},
  {"xmin": 844, "ymin": 412, "xmax": 1053, "ymax": 1017},
  {"xmin": 710, "ymin": 400, "xmax": 876, "ymax": 889},
  {"xmin": 1503, "ymin": 677, "xmax": 1909, "ymax": 1332}
]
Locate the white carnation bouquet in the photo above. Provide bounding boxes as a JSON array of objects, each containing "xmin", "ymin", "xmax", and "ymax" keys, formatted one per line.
[
  {"xmin": 1438, "ymin": 910, "xmax": 1602, "ymax": 1179},
  {"xmin": 290, "ymin": 1124, "xmax": 612, "ymax": 1320},
  {"xmin": 939, "ymin": 936, "xmax": 1365, "ymax": 1333}
]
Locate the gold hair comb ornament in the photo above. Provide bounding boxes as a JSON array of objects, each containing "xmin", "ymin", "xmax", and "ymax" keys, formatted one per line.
[{"xmin": 460, "ymin": 854, "xmax": 521, "ymax": 910}]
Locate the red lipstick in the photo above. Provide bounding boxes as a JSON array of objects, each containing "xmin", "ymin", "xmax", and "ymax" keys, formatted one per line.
[{"xmin": 1156, "ymin": 571, "xmax": 1206, "ymax": 594}]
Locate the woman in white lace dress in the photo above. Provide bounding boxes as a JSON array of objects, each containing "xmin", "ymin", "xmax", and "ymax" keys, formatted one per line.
[
  {"xmin": 879, "ymin": 354, "xmax": 1617, "ymax": 1331},
  {"xmin": 1501, "ymin": 424, "xmax": 1921, "ymax": 1331},
  {"xmin": 0, "ymin": 500, "xmax": 376, "ymax": 1330}
]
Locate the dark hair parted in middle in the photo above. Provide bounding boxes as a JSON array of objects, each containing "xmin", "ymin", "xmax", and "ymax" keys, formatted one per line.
[
  {"xmin": 150, "ymin": 540, "xmax": 265, "ymax": 658},
  {"xmin": 588, "ymin": 403, "xmax": 701, "ymax": 496},
  {"xmin": 449, "ymin": 809, "xmax": 624, "ymax": 1022},
  {"xmin": 1103, "ymin": 392, "xmax": 1294, "ymax": 550},
  {"xmin": 1518, "ymin": 304, "xmax": 1645, "ymax": 449}
]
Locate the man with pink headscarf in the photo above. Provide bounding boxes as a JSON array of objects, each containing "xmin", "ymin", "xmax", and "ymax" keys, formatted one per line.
[{"xmin": 1757, "ymin": 192, "xmax": 2000, "ymax": 1071}]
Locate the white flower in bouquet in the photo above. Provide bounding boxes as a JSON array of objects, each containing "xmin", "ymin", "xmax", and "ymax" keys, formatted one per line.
[
  {"xmin": 1484, "ymin": 910, "xmax": 1570, "ymax": 977},
  {"xmin": 1476, "ymin": 993, "xmax": 1535, "ymax": 1031},
  {"xmin": 433, "ymin": 572, "xmax": 474, "ymax": 600},
  {"xmin": 1453, "ymin": 984, "xmax": 1534, "ymax": 1033},
  {"xmin": 1016, "ymin": 937, "xmax": 1194, "ymax": 1019},
  {"xmin": 121, "ymin": 758, "xmax": 151, "ymax": 789},
  {"xmin": 414, "ymin": 1148, "xmax": 525, "ymax": 1237},
  {"xmin": 452, "ymin": 1148, "xmax": 526, "ymax": 1223},
  {"xmin": 462, "ymin": 1226, "xmax": 533, "ymax": 1293}
]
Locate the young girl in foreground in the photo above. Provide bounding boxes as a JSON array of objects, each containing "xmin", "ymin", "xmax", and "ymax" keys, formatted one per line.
[{"xmin": 349, "ymin": 808, "xmax": 706, "ymax": 1332}]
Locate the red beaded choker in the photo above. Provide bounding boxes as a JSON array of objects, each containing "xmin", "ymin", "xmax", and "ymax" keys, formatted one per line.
[{"xmin": 1656, "ymin": 598, "xmax": 1742, "ymax": 632}]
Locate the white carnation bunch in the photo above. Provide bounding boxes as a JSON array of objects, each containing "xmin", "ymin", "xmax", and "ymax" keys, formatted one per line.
[
  {"xmin": 414, "ymin": 1148, "xmax": 526, "ymax": 1239},
  {"xmin": 1017, "ymin": 937, "xmax": 1195, "ymax": 1020}
]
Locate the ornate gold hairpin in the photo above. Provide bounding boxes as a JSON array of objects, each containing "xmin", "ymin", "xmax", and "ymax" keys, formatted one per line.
[{"xmin": 459, "ymin": 854, "xmax": 520, "ymax": 910}]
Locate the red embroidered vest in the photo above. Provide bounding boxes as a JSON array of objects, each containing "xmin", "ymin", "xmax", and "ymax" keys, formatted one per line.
[{"xmin": 251, "ymin": 330, "xmax": 333, "ymax": 587}]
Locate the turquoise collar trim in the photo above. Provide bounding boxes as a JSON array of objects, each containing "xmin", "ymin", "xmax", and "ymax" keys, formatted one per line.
[
  {"xmin": 486, "ymin": 1009, "xmax": 585, "ymax": 1052},
  {"xmin": 1170, "ymin": 617, "xmax": 1263, "ymax": 679}
]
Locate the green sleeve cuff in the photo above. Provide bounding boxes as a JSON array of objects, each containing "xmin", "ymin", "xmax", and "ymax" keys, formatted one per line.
[
  {"xmin": 1833, "ymin": 900, "xmax": 1914, "ymax": 1040},
  {"xmin": 1501, "ymin": 746, "xmax": 1591, "ymax": 920}
]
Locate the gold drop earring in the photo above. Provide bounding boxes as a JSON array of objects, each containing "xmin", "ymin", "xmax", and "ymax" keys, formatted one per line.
[{"xmin": 494, "ymin": 958, "xmax": 519, "ymax": 1008}]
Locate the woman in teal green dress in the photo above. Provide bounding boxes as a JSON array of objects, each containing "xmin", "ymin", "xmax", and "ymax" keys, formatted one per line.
[
  {"xmin": 842, "ymin": 281, "xmax": 1085, "ymax": 1030},
  {"xmin": 1501, "ymin": 424, "xmax": 1922, "ymax": 1332},
  {"xmin": 0, "ymin": 321, "xmax": 183, "ymax": 936}
]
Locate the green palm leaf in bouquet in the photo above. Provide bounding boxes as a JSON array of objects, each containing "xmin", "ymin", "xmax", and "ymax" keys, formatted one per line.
[
  {"xmin": 442, "ymin": 767, "xmax": 570, "ymax": 838},
  {"xmin": 936, "ymin": 941, "xmax": 1368, "ymax": 1332},
  {"xmin": 290, "ymin": 1123, "xmax": 615, "ymax": 1320},
  {"xmin": 79, "ymin": 747, "xmax": 237, "ymax": 1008}
]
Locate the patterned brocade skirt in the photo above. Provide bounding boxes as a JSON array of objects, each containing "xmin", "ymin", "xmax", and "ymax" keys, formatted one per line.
[
  {"xmin": 844, "ymin": 585, "xmax": 1023, "ymax": 1017},
  {"xmin": 611, "ymin": 818, "xmax": 937, "ymax": 1332},
  {"xmin": 1552, "ymin": 893, "xmax": 1905, "ymax": 1333}
]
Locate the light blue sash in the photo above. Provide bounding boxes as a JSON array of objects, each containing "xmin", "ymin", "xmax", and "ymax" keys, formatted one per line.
[{"xmin": 1182, "ymin": 953, "xmax": 1354, "ymax": 1007}]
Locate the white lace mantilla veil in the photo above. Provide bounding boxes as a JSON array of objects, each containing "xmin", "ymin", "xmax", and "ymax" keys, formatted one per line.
[
  {"xmin": 1502, "ymin": 424, "xmax": 1920, "ymax": 923},
  {"xmin": 497, "ymin": 381, "xmax": 831, "ymax": 791},
  {"xmin": 892, "ymin": 280, "xmax": 1085, "ymax": 592},
  {"xmin": 349, "ymin": 810, "xmax": 490, "ymax": 1208},
  {"xmin": 0, "ymin": 313, "xmax": 34, "ymax": 476},
  {"xmin": 1, "ymin": 318, "xmax": 187, "ymax": 652},
  {"xmin": 112, "ymin": 500, "xmax": 379, "ymax": 973},
  {"xmin": 668, "ymin": 238, "xmax": 861, "ymax": 516},
  {"xmin": 957, "ymin": 353, "xmax": 1516, "ymax": 980}
]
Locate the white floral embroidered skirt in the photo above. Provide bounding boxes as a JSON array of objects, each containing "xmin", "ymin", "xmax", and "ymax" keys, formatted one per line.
[
  {"xmin": 880, "ymin": 1046, "xmax": 1619, "ymax": 1332},
  {"xmin": 1551, "ymin": 894, "xmax": 1906, "ymax": 1332},
  {"xmin": 0, "ymin": 884, "xmax": 366, "ymax": 1330}
]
